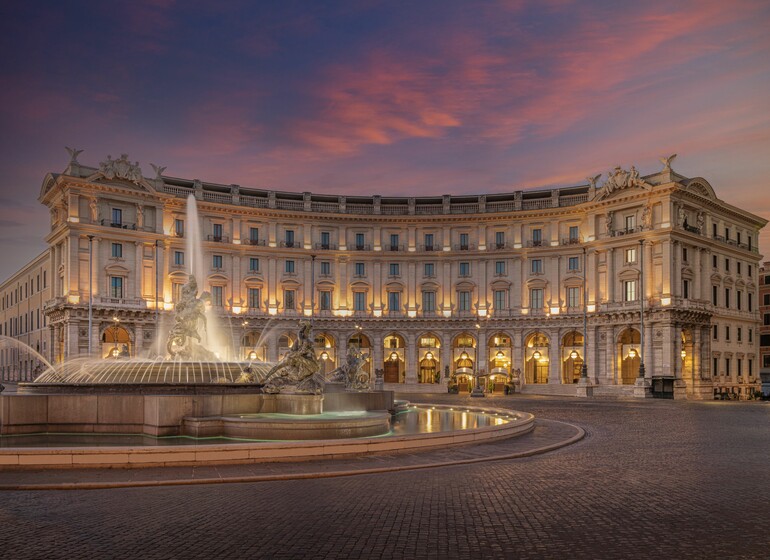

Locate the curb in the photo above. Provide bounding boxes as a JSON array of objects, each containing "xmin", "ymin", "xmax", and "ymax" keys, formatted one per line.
[{"xmin": 0, "ymin": 419, "xmax": 584, "ymax": 491}]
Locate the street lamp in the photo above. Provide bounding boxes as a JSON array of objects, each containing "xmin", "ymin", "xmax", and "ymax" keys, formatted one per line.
[
  {"xmin": 681, "ymin": 349, "xmax": 686, "ymax": 359},
  {"xmin": 110, "ymin": 316, "xmax": 120, "ymax": 359},
  {"xmin": 532, "ymin": 350, "xmax": 542, "ymax": 361},
  {"xmin": 581, "ymin": 246, "xmax": 588, "ymax": 380},
  {"xmin": 570, "ymin": 350, "xmax": 579, "ymax": 360},
  {"xmin": 638, "ymin": 239, "xmax": 646, "ymax": 379}
]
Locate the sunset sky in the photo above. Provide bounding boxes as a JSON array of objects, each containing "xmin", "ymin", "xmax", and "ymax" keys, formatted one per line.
[{"xmin": 1, "ymin": 0, "xmax": 769, "ymax": 280}]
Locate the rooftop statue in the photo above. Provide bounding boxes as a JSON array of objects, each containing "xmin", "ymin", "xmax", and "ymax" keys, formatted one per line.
[
  {"xmin": 261, "ymin": 321, "xmax": 323, "ymax": 394},
  {"xmin": 598, "ymin": 165, "xmax": 652, "ymax": 200},
  {"xmin": 327, "ymin": 346, "xmax": 370, "ymax": 391},
  {"xmin": 96, "ymin": 153, "xmax": 144, "ymax": 185},
  {"xmin": 166, "ymin": 275, "xmax": 216, "ymax": 361},
  {"xmin": 659, "ymin": 153, "xmax": 677, "ymax": 172}
]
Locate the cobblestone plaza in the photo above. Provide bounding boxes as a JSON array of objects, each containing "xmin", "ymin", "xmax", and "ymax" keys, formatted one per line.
[{"xmin": 1, "ymin": 394, "xmax": 768, "ymax": 559}]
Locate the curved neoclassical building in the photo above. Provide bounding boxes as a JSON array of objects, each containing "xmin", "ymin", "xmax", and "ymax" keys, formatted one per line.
[{"xmin": 1, "ymin": 152, "xmax": 765, "ymax": 399}]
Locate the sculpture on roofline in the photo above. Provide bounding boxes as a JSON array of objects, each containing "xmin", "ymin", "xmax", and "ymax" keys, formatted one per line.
[
  {"xmin": 96, "ymin": 153, "xmax": 144, "ymax": 185},
  {"xmin": 261, "ymin": 321, "xmax": 323, "ymax": 394},
  {"xmin": 65, "ymin": 147, "xmax": 83, "ymax": 164},
  {"xmin": 659, "ymin": 153, "xmax": 677, "ymax": 172}
]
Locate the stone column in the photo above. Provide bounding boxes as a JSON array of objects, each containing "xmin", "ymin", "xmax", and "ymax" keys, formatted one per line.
[
  {"xmin": 135, "ymin": 241, "xmax": 143, "ymax": 299},
  {"xmin": 607, "ymin": 248, "xmax": 615, "ymax": 302},
  {"xmin": 548, "ymin": 328, "xmax": 561, "ymax": 384},
  {"xmin": 91, "ymin": 237, "xmax": 100, "ymax": 297},
  {"xmin": 405, "ymin": 332, "xmax": 418, "ymax": 384},
  {"xmin": 232, "ymin": 255, "xmax": 241, "ymax": 307},
  {"xmin": 693, "ymin": 247, "xmax": 702, "ymax": 301},
  {"xmin": 606, "ymin": 326, "xmax": 616, "ymax": 384},
  {"xmin": 644, "ymin": 322, "xmax": 654, "ymax": 379},
  {"xmin": 372, "ymin": 331, "xmax": 384, "ymax": 379}
]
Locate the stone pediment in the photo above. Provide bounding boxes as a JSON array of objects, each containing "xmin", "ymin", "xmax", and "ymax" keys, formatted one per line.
[
  {"xmin": 85, "ymin": 153, "xmax": 157, "ymax": 193},
  {"xmin": 595, "ymin": 165, "xmax": 653, "ymax": 201}
]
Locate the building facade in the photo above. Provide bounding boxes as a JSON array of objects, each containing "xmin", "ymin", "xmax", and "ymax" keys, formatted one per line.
[
  {"xmin": 1, "ymin": 152, "xmax": 766, "ymax": 398},
  {"xmin": 760, "ymin": 262, "xmax": 770, "ymax": 395},
  {"xmin": 0, "ymin": 251, "xmax": 52, "ymax": 381}
]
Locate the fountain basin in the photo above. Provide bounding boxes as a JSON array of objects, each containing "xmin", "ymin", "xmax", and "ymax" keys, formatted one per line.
[
  {"xmin": 0, "ymin": 405, "xmax": 535, "ymax": 469},
  {"xmin": 182, "ymin": 411, "xmax": 391, "ymax": 440}
]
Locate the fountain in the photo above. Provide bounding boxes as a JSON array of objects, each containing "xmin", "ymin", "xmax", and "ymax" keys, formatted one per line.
[{"xmin": 0, "ymin": 195, "xmax": 535, "ymax": 467}]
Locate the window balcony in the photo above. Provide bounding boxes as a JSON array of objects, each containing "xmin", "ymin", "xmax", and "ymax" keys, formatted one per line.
[
  {"xmin": 207, "ymin": 235, "xmax": 230, "ymax": 243},
  {"xmin": 314, "ymin": 242, "xmax": 338, "ymax": 250},
  {"xmin": 384, "ymin": 244, "xmax": 405, "ymax": 252},
  {"xmin": 526, "ymin": 240, "xmax": 545, "ymax": 248},
  {"xmin": 280, "ymin": 240, "xmax": 300, "ymax": 248},
  {"xmin": 561, "ymin": 237, "xmax": 582, "ymax": 245},
  {"xmin": 353, "ymin": 243, "xmax": 371, "ymax": 251},
  {"xmin": 100, "ymin": 219, "xmax": 136, "ymax": 230},
  {"xmin": 242, "ymin": 238, "xmax": 266, "ymax": 246},
  {"xmin": 489, "ymin": 242, "xmax": 507, "ymax": 251},
  {"xmin": 453, "ymin": 243, "xmax": 475, "ymax": 251},
  {"xmin": 419, "ymin": 244, "xmax": 442, "ymax": 252}
]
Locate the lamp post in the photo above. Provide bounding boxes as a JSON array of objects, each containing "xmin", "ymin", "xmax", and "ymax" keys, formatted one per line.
[
  {"xmin": 638, "ymin": 239, "xmax": 646, "ymax": 379},
  {"xmin": 87, "ymin": 235, "xmax": 94, "ymax": 356},
  {"xmin": 110, "ymin": 316, "xmax": 120, "ymax": 359},
  {"xmin": 581, "ymin": 246, "xmax": 588, "ymax": 379},
  {"xmin": 310, "ymin": 254, "xmax": 316, "ymax": 326},
  {"xmin": 155, "ymin": 239, "xmax": 160, "ymax": 357}
]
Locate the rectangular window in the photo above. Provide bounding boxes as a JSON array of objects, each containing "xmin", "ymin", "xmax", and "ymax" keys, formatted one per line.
[
  {"xmin": 725, "ymin": 326, "xmax": 730, "ymax": 341},
  {"xmin": 111, "ymin": 243, "xmax": 122, "ymax": 258},
  {"xmin": 174, "ymin": 251, "xmax": 184, "ymax": 266},
  {"xmin": 748, "ymin": 359, "xmax": 753, "ymax": 377},
  {"xmin": 213, "ymin": 254, "xmax": 223, "ymax": 269},
  {"xmin": 320, "ymin": 261, "xmax": 331, "ymax": 276},
  {"xmin": 390, "ymin": 234, "xmax": 399, "ymax": 250},
  {"xmin": 530, "ymin": 288, "xmax": 544, "ymax": 309},
  {"xmin": 172, "ymin": 282, "xmax": 183, "ymax": 303},
  {"xmin": 713, "ymin": 324, "xmax": 718, "ymax": 340},
  {"xmin": 249, "ymin": 257, "xmax": 259, "ymax": 272},
  {"xmin": 354, "ymin": 291, "xmax": 367, "ymax": 312},
  {"xmin": 285, "ymin": 230, "xmax": 295, "ymax": 247},
  {"xmin": 737, "ymin": 290, "xmax": 742, "ymax": 310},
  {"xmin": 355, "ymin": 233, "xmax": 365, "ymax": 249},
  {"xmin": 748, "ymin": 265, "xmax": 752, "ymax": 276},
  {"xmin": 625, "ymin": 248, "xmax": 637, "ymax": 263},
  {"xmin": 682, "ymin": 247, "xmax": 688, "ymax": 262},
  {"xmin": 285, "ymin": 260, "xmax": 295, "ymax": 274},
  {"xmin": 424, "ymin": 262, "xmax": 435, "ymax": 277},
  {"xmin": 459, "ymin": 233, "xmax": 469, "ymax": 249},
  {"xmin": 495, "ymin": 261, "xmax": 506, "ymax": 275},
  {"xmin": 213, "ymin": 223, "xmax": 223, "ymax": 240},
  {"xmin": 110, "ymin": 277, "xmax": 123, "ymax": 299},
  {"xmin": 713, "ymin": 255, "xmax": 718, "ymax": 268},
  {"xmin": 495, "ymin": 231, "xmax": 505, "ymax": 247},
  {"xmin": 568, "ymin": 257, "xmax": 580, "ymax": 271},
  {"xmin": 737, "ymin": 358, "xmax": 743, "ymax": 376},
  {"xmin": 748, "ymin": 293, "xmax": 753, "ymax": 312},
  {"xmin": 320, "ymin": 231, "xmax": 331, "ymax": 248},
  {"xmin": 725, "ymin": 258, "xmax": 730, "ymax": 272},
  {"xmin": 111, "ymin": 208, "xmax": 122, "ymax": 226},
  {"xmin": 737, "ymin": 262, "xmax": 742, "ymax": 275},
  {"xmin": 174, "ymin": 219, "xmax": 184, "ymax": 237},
  {"xmin": 725, "ymin": 227, "xmax": 730, "ymax": 240},
  {"xmin": 713, "ymin": 357, "xmax": 719, "ymax": 376},
  {"xmin": 354, "ymin": 262, "xmax": 365, "ymax": 277},
  {"xmin": 532, "ymin": 228, "xmax": 542, "ymax": 246},
  {"xmin": 388, "ymin": 291, "xmax": 401, "ymax": 312},
  {"xmin": 725, "ymin": 288, "xmax": 730, "ymax": 308},
  {"xmin": 749, "ymin": 329, "xmax": 753, "ymax": 343},
  {"xmin": 389, "ymin": 263, "xmax": 400, "ymax": 277},
  {"xmin": 248, "ymin": 288, "xmax": 261, "ymax": 309},
  {"xmin": 458, "ymin": 290, "xmax": 471, "ymax": 311},
  {"xmin": 569, "ymin": 226, "xmax": 579, "ymax": 241},
  {"xmin": 725, "ymin": 358, "xmax": 731, "ymax": 376},
  {"xmin": 319, "ymin": 290, "xmax": 331, "ymax": 311},
  {"xmin": 625, "ymin": 215, "xmax": 636, "ymax": 232},
  {"xmin": 624, "ymin": 280, "xmax": 637, "ymax": 302},
  {"xmin": 422, "ymin": 291, "xmax": 436, "ymax": 312},
  {"xmin": 249, "ymin": 227, "xmax": 259, "ymax": 242},
  {"xmin": 459, "ymin": 262, "xmax": 470, "ymax": 277},
  {"xmin": 712, "ymin": 285, "xmax": 718, "ymax": 306},
  {"xmin": 284, "ymin": 289, "xmax": 295, "ymax": 310},
  {"xmin": 531, "ymin": 259, "xmax": 543, "ymax": 274},
  {"xmin": 683, "ymin": 280, "xmax": 690, "ymax": 299},
  {"xmin": 737, "ymin": 327, "xmax": 742, "ymax": 342},
  {"xmin": 764, "ymin": 313, "xmax": 770, "ymax": 326},
  {"xmin": 568, "ymin": 287, "xmax": 581, "ymax": 308},
  {"xmin": 712, "ymin": 223, "xmax": 717, "ymax": 237},
  {"xmin": 424, "ymin": 233, "xmax": 434, "ymax": 249},
  {"xmin": 211, "ymin": 286, "xmax": 223, "ymax": 307},
  {"xmin": 494, "ymin": 289, "xmax": 507, "ymax": 310},
  {"xmin": 765, "ymin": 294, "xmax": 770, "ymax": 306}
]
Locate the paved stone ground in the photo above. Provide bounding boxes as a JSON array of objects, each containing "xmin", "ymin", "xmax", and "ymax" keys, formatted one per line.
[{"xmin": 1, "ymin": 394, "xmax": 769, "ymax": 559}]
